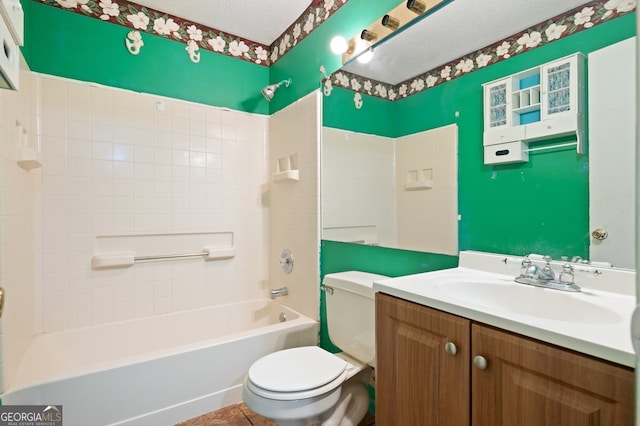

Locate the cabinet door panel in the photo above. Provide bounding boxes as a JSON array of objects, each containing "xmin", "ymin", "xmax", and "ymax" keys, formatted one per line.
[
  {"xmin": 472, "ymin": 324, "xmax": 634, "ymax": 426},
  {"xmin": 376, "ymin": 293, "xmax": 470, "ymax": 426}
]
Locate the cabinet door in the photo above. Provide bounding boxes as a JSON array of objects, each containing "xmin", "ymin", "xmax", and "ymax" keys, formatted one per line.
[
  {"xmin": 376, "ymin": 293, "xmax": 470, "ymax": 426},
  {"xmin": 483, "ymin": 78, "xmax": 527, "ymax": 145},
  {"xmin": 471, "ymin": 324, "xmax": 634, "ymax": 426},
  {"xmin": 484, "ymin": 78, "xmax": 511, "ymax": 130},
  {"xmin": 540, "ymin": 54, "xmax": 583, "ymax": 121}
]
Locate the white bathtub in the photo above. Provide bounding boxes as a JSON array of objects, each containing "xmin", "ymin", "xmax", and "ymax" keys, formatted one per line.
[{"xmin": 1, "ymin": 299, "xmax": 318, "ymax": 426}]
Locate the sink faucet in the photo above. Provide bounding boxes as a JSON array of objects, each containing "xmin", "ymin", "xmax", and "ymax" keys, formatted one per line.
[
  {"xmin": 515, "ymin": 255, "xmax": 580, "ymax": 292},
  {"xmin": 518, "ymin": 255, "xmax": 554, "ymax": 281},
  {"xmin": 537, "ymin": 255, "xmax": 556, "ymax": 280}
]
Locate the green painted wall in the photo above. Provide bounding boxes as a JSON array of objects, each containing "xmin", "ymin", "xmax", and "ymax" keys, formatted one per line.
[
  {"xmin": 322, "ymin": 86, "xmax": 396, "ymax": 137},
  {"xmin": 23, "ymin": 1, "xmax": 270, "ymax": 114}
]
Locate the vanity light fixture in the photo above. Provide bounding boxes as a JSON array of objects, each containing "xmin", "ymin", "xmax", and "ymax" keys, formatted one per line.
[
  {"xmin": 261, "ymin": 78, "xmax": 292, "ymax": 102},
  {"xmin": 340, "ymin": 0, "xmax": 448, "ymax": 64},
  {"xmin": 406, "ymin": 0, "xmax": 428, "ymax": 14},
  {"xmin": 381, "ymin": 14, "xmax": 400, "ymax": 30}
]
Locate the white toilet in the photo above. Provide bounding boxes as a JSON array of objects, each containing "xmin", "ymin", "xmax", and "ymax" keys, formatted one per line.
[{"xmin": 242, "ymin": 271, "xmax": 388, "ymax": 426}]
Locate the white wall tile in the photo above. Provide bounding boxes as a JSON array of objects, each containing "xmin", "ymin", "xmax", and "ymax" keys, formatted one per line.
[{"xmin": 268, "ymin": 91, "xmax": 321, "ymax": 320}]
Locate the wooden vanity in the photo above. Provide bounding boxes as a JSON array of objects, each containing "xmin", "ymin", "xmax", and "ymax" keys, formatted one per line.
[{"xmin": 375, "ymin": 292, "xmax": 634, "ymax": 425}]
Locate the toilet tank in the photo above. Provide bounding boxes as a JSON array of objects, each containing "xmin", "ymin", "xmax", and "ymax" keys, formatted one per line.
[{"xmin": 323, "ymin": 271, "xmax": 389, "ymax": 367}]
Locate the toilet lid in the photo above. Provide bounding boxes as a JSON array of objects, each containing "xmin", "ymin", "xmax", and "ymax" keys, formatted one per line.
[{"xmin": 248, "ymin": 346, "xmax": 347, "ymax": 392}]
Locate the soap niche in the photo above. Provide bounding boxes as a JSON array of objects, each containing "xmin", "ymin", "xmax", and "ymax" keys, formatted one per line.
[
  {"xmin": 16, "ymin": 120, "xmax": 42, "ymax": 171},
  {"xmin": 404, "ymin": 168, "xmax": 433, "ymax": 190},
  {"xmin": 273, "ymin": 153, "xmax": 299, "ymax": 182}
]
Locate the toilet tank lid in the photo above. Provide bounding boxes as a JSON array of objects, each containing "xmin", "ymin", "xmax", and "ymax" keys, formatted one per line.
[{"xmin": 322, "ymin": 271, "xmax": 390, "ymax": 299}]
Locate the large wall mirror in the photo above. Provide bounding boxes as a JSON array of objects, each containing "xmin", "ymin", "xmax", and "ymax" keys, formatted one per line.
[{"xmin": 320, "ymin": 0, "xmax": 636, "ymax": 269}]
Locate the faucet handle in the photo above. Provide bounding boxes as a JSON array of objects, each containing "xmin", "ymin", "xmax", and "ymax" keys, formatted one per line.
[
  {"xmin": 559, "ymin": 263, "xmax": 575, "ymax": 284},
  {"xmin": 519, "ymin": 256, "xmax": 532, "ymax": 277}
]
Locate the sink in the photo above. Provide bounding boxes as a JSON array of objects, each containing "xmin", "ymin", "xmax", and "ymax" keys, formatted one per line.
[{"xmin": 435, "ymin": 278, "xmax": 624, "ymax": 325}]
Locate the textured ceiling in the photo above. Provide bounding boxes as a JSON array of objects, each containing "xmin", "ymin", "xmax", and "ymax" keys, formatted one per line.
[{"xmin": 131, "ymin": 0, "xmax": 313, "ymax": 45}]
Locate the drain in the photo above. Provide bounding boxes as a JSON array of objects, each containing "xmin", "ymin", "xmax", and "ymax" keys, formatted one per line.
[{"xmin": 279, "ymin": 312, "xmax": 287, "ymax": 322}]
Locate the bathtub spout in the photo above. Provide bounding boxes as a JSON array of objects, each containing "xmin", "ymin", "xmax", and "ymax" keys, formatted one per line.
[{"xmin": 270, "ymin": 287, "xmax": 288, "ymax": 299}]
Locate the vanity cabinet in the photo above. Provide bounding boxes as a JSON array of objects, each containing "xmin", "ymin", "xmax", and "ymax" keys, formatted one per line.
[
  {"xmin": 375, "ymin": 293, "xmax": 634, "ymax": 425},
  {"xmin": 482, "ymin": 53, "xmax": 585, "ymax": 165}
]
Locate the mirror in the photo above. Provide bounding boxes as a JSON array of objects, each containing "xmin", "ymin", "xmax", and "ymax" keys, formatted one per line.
[{"xmin": 320, "ymin": 0, "xmax": 636, "ymax": 268}]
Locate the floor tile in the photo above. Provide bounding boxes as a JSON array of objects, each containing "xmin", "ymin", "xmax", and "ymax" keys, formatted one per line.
[{"xmin": 179, "ymin": 402, "xmax": 374, "ymax": 425}]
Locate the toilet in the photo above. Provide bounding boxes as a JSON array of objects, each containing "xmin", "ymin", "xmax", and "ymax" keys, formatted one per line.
[{"xmin": 242, "ymin": 271, "xmax": 389, "ymax": 426}]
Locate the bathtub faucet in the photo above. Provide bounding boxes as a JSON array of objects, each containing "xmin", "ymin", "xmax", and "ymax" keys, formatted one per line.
[{"xmin": 271, "ymin": 287, "xmax": 288, "ymax": 299}]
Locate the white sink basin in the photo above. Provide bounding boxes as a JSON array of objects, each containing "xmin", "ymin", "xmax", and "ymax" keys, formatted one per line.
[{"xmin": 434, "ymin": 278, "xmax": 624, "ymax": 325}]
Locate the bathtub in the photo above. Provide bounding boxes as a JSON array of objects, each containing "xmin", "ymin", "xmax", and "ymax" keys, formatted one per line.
[{"xmin": 1, "ymin": 299, "xmax": 318, "ymax": 426}]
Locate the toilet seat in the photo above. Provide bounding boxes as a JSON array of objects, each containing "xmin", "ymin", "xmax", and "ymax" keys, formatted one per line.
[{"xmin": 246, "ymin": 346, "xmax": 348, "ymax": 401}]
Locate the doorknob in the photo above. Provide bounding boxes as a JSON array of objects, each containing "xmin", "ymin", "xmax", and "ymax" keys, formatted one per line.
[{"xmin": 591, "ymin": 228, "xmax": 608, "ymax": 240}]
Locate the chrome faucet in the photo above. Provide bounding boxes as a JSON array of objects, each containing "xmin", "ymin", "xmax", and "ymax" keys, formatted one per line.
[
  {"xmin": 515, "ymin": 255, "xmax": 580, "ymax": 292},
  {"xmin": 270, "ymin": 287, "xmax": 288, "ymax": 299},
  {"xmin": 537, "ymin": 255, "xmax": 556, "ymax": 280}
]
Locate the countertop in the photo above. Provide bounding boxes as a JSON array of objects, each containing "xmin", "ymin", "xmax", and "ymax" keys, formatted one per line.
[{"xmin": 373, "ymin": 251, "xmax": 636, "ymax": 367}]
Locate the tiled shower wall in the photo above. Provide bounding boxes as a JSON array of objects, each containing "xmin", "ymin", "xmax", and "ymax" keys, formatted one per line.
[
  {"xmin": 1, "ymin": 71, "xmax": 322, "ymax": 391},
  {"xmin": 0, "ymin": 68, "xmax": 39, "ymax": 391},
  {"xmin": 33, "ymin": 74, "xmax": 270, "ymax": 334},
  {"xmin": 1, "ymin": 73, "xmax": 266, "ymax": 345},
  {"xmin": 268, "ymin": 92, "xmax": 321, "ymax": 320}
]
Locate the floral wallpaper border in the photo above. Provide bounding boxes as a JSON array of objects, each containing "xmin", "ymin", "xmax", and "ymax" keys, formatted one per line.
[
  {"xmin": 324, "ymin": 0, "xmax": 636, "ymax": 102},
  {"xmin": 38, "ymin": 0, "xmax": 349, "ymax": 66}
]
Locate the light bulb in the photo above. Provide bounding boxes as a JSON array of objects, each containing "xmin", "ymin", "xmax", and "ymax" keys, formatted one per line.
[{"xmin": 330, "ymin": 36, "xmax": 348, "ymax": 55}]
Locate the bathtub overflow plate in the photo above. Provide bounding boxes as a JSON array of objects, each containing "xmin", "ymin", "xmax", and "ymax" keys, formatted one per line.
[{"xmin": 279, "ymin": 249, "xmax": 294, "ymax": 273}]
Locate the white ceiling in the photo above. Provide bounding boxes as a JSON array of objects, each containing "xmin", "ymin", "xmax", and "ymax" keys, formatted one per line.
[
  {"xmin": 132, "ymin": 0, "xmax": 593, "ymax": 83},
  {"xmin": 132, "ymin": 0, "xmax": 313, "ymax": 45}
]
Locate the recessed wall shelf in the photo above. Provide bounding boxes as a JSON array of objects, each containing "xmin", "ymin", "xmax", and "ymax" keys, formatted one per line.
[
  {"xmin": 15, "ymin": 121, "xmax": 41, "ymax": 171},
  {"xmin": 404, "ymin": 181, "xmax": 433, "ymax": 190},
  {"xmin": 404, "ymin": 168, "xmax": 433, "ymax": 190},
  {"xmin": 17, "ymin": 145, "xmax": 41, "ymax": 170},
  {"xmin": 272, "ymin": 170, "xmax": 299, "ymax": 182},
  {"xmin": 482, "ymin": 53, "xmax": 585, "ymax": 165},
  {"xmin": 273, "ymin": 153, "xmax": 299, "ymax": 182}
]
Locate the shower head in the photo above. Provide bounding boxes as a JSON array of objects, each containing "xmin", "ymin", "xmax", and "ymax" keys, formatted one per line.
[{"xmin": 261, "ymin": 78, "xmax": 292, "ymax": 102}]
